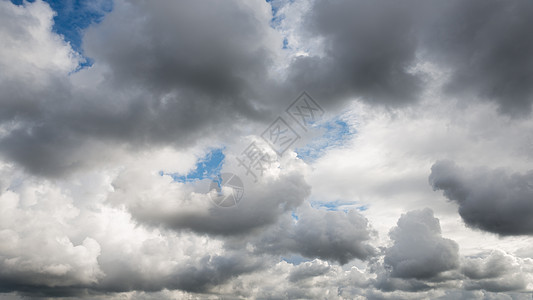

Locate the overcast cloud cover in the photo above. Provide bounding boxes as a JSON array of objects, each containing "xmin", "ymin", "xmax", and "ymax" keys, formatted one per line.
[{"xmin": 1, "ymin": 0, "xmax": 533, "ymax": 299}]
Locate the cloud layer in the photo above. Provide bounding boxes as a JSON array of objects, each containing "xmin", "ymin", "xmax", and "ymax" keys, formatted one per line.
[{"xmin": 2, "ymin": 0, "xmax": 533, "ymax": 298}]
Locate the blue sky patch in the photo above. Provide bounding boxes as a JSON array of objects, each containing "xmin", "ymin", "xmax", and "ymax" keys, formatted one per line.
[
  {"xmin": 168, "ymin": 148, "xmax": 225, "ymax": 183},
  {"xmin": 281, "ymin": 254, "xmax": 309, "ymax": 266},
  {"xmin": 265, "ymin": 0, "xmax": 285, "ymax": 31},
  {"xmin": 296, "ymin": 118, "xmax": 355, "ymax": 162},
  {"xmin": 282, "ymin": 37, "xmax": 289, "ymax": 49},
  {"xmin": 310, "ymin": 200, "xmax": 368, "ymax": 212},
  {"xmin": 311, "ymin": 200, "xmax": 353, "ymax": 211},
  {"xmin": 291, "ymin": 211, "xmax": 299, "ymax": 221}
]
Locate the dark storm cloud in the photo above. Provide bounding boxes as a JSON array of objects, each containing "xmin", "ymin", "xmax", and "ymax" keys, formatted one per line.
[
  {"xmin": 286, "ymin": 0, "xmax": 421, "ymax": 107},
  {"xmin": 287, "ymin": 0, "xmax": 533, "ymax": 114},
  {"xmin": 421, "ymin": 0, "xmax": 533, "ymax": 116},
  {"xmin": 429, "ymin": 160, "xmax": 533, "ymax": 236},
  {"xmin": 384, "ymin": 208, "xmax": 459, "ymax": 279}
]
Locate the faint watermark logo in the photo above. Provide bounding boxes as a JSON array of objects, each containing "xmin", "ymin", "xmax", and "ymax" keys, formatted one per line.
[
  {"xmin": 207, "ymin": 91, "xmax": 324, "ymax": 206},
  {"xmin": 261, "ymin": 117, "xmax": 300, "ymax": 156},
  {"xmin": 286, "ymin": 91, "xmax": 324, "ymax": 131},
  {"xmin": 208, "ymin": 173, "xmax": 244, "ymax": 208},
  {"xmin": 235, "ymin": 91, "xmax": 325, "ymax": 183},
  {"xmin": 236, "ymin": 141, "xmax": 276, "ymax": 182}
]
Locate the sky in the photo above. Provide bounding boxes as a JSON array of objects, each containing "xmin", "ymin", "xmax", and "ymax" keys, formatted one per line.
[{"xmin": 1, "ymin": 0, "xmax": 533, "ymax": 299}]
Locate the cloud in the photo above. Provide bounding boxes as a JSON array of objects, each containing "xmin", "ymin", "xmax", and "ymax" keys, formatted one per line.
[
  {"xmin": 0, "ymin": 158, "xmax": 268, "ymax": 297},
  {"xmin": 285, "ymin": 0, "xmax": 421, "ymax": 106},
  {"xmin": 429, "ymin": 160, "xmax": 533, "ymax": 235},
  {"xmin": 420, "ymin": 0, "xmax": 533, "ymax": 116},
  {"xmin": 212, "ymin": 259, "xmax": 371, "ymax": 299},
  {"xmin": 107, "ymin": 146, "xmax": 375, "ymax": 263},
  {"xmin": 462, "ymin": 251, "xmax": 517, "ymax": 280},
  {"xmin": 3, "ymin": 0, "xmax": 533, "ymax": 178},
  {"xmin": 242, "ymin": 204, "xmax": 377, "ymax": 264},
  {"xmin": 0, "ymin": 175, "xmax": 103, "ymax": 295},
  {"xmin": 461, "ymin": 251, "xmax": 528, "ymax": 292},
  {"xmin": 287, "ymin": 259, "xmax": 331, "ymax": 282},
  {"xmin": 108, "ymin": 151, "xmax": 311, "ymax": 236},
  {"xmin": 2, "ymin": 0, "xmax": 533, "ymax": 298},
  {"xmin": 280, "ymin": 0, "xmax": 533, "ymax": 115},
  {"xmin": 384, "ymin": 208, "xmax": 459, "ymax": 279},
  {"xmin": 0, "ymin": 0, "xmax": 281, "ymax": 177},
  {"xmin": 287, "ymin": 206, "xmax": 376, "ymax": 263}
]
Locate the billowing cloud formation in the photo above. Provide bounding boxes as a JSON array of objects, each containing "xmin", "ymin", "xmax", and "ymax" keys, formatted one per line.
[
  {"xmin": 2, "ymin": 0, "xmax": 533, "ymax": 298},
  {"xmin": 429, "ymin": 160, "xmax": 533, "ymax": 235},
  {"xmin": 384, "ymin": 208, "xmax": 459, "ymax": 279},
  {"xmin": 3, "ymin": 0, "xmax": 533, "ymax": 177},
  {"xmin": 0, "ymin": 159, "xmax": 267, "ymax": 297},
  {"xmin": 0, "ymin": 0, "xmax": 280, "ymax": 177}
]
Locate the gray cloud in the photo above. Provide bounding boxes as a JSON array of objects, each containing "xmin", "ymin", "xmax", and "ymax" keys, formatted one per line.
[
  {"xmin": 3, "ymin": 0, "xmax": 533, "ymax": 298},
  {"xmin": 0, "ymin": 0, "xmax": 280, "ymax": 177},
  {"xmin": 461, "ymin": 251, "xmax": 527, "ymax": 292},
  {"xmin": 384, "ymin": 208, "xmax": 459, "ymax": 279},
  {"xmin": 84, "ymin": 1, "xmax": 272, "ymax": 94},
  {"xmin": 288, "ymin": 260, "xmax": 331, "ymax": 282},
  {"xmin": 436, "ymin": 290, "xmax": 532, "ymax": 300},
  {"xmin": 109, "ymin": 165, "xmax": 311, "ymax": 236},
  {"xmin": 3, "ymin": 0, "xmax": 533, "ymax": 178},
  {"xmin": 284, "ymin": 0, "xmax": 533, "ymax": 114},
  {"xmin": 462, "ymin": 251, "xmax": 516, "ymax": 280},
  {"xmin": 421, "ymin": 0, "xmax": 533, "ymax": 116},
  {"xmin": 94, "ymin": 252, "xmax": 264, "ymax": 294},
  {"xmin": 286, "ymin": 0, "xmax": 421, "ymax": 107},
  {"xmin": 244, "ymin": 205, "xmax": 377, "ymax": 264},
  {"xmin": 429, "ymin": 160, "xmax": 533, "ymax": 235}
]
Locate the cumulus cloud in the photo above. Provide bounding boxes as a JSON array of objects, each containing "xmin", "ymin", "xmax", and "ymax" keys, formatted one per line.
[
  {"xmin": 384, "ymin": 208, "xmax": 459, "ymax": 279},
  {"xmin": 429, "ymin": 160, "xmax": 533, "ymax": 236}
]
